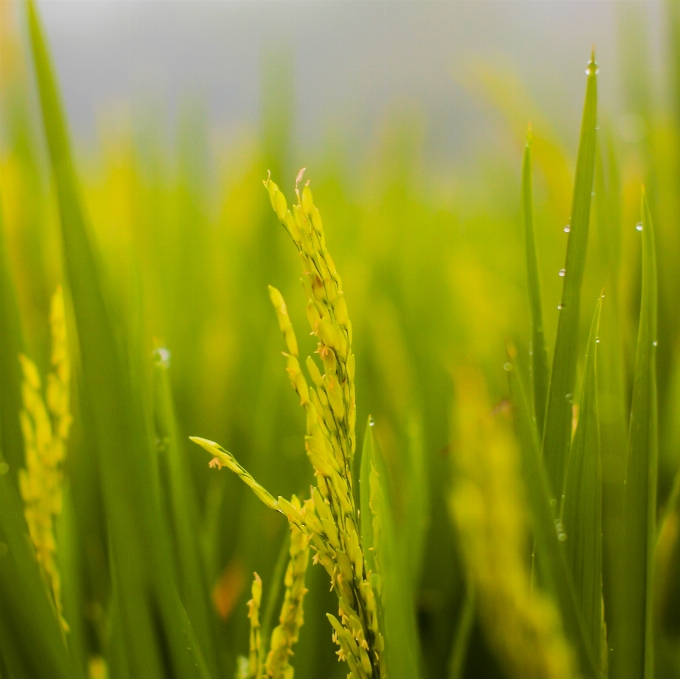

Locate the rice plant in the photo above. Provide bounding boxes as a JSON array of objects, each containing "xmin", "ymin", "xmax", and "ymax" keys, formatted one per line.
[{"xmin": 1, "ymin": 1, "xmax": 680, "ymax": 678}]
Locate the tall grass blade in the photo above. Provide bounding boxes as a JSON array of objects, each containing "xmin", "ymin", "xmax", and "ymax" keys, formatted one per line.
[
  {"xmin": 153, "ymin": 354, "xmax": 220, "ymax": 677},
  {"xmin": 507, "ymin": 360, "xmax": 598, "ymax": 678},
  {"xmin": 447, "ymin": 583, "xmax": 475, "ymax": 679},
  {"xmin": 561, "ymin": 297, "xmax": 603, "ymax": 669},
  {"xmin": 360, "ymin": 418, "xmax": 421, "ymax": 679},
  {"xmin": 542, "ymin": 52, "xmax": 598, "ymax": 500},
  {"xmin": 26, "ymin": 2, "xmax": 212, "ymax": 676},
  {"xmin": 522, "ymin": 127, "xmax": 550, "ymax": 437},
  {"xmin": 0, "ymin": 193, "xmax": 25, "ymax": 478},
  {"xmin": 0, "ymin": 473, "xmax": 79, "ymax": 679},
  {"xmin": 610, "ymin": 190, "xmax": 658, "ymax": 679},
  {"xmin": 0, "ymin": 196, "xmax": 78, "ymax": 677},
  {"xmin": 259, "ymin": 528, "xmax": 291, "ymax": 666},
  {"xmin": 360, "ymin": 419, "xmax": 378, "ymax": 577},
  {"xmin": 57, "ymin": 484, "xmax": 88, "ymax": 675},
  {"xmin": 403, "ymin": 414, "xmax": 429, "ymax": 594},
  {"xmin": 593, "ymin": 128, "xmax": 628, "ymax": 672}
]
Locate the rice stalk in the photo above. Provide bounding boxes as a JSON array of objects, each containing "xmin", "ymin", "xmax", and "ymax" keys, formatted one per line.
[
  {"xmin": 247, "ymin": 573, "xmax": 263, "ymax": 679},
  {"xmin": 265, "ymin": 498, "xmax": 311, "ymax": 679},
  {"xmin": 18, "ymin": 286, "xmax": 72, "ymax": 633},
  {"xmin": 192, "ymin": 171, "xmax": 384, "ymax": 679}
]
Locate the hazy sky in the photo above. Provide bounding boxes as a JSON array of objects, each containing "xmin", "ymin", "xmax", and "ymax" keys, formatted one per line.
[{"xmin": 32, "ymin": 1, "xmax": 667, "ymax": 165}]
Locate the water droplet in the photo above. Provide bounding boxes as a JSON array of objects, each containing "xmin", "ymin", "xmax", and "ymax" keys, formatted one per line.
[
  {"xmin": 369, "ymin": 418, "xmax": 375, "ymax": 427},
  {"xmin": 636, "ymin": 222, "xmax": 643, "ymax": 232},
  {"xmin": 561, "ymin": 494, "xmax": 565, "ymax": 500},
  {"xmin": 153, "ymin": 347, "xmax": 171, "ymax": 368},
  {"xmin": 596, "ymin": 338, "xmax": 601, "ymax": 343},
  {"xmin": 591, "ymin": 191, "xmax": 595, "ymax": 197},
  {"xmin": 550, "ymin": 498, "xmax": 557, "ymax": 508},
  {"xmin": 565, "ymin": 393, "xmax": 572, "ymax": 402},
  {"xmin": 503, "ymin": 362, "xmax": 513, "ymax": 372},
  {"xmin": 558, "ymin": 269, "xmax": 566, "ymax": 277},
  {"xmin": 653, "ymin": 341, "xmax": 658, "ymax": 347},
  {"xmin": 558, "ymin": 532, "xmax": 568, "ymax": 542},
  {"xmin": 563, "ymin": 225, "xmax": 571, "ymax": 233},
  {"xmin": 0, "ymin": 462, "xmax": 8, "ymax": 475}
]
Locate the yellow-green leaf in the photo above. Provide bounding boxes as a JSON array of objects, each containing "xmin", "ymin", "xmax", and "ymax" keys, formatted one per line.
[
  {"xmin": 542, "ymin": 52, "xmax": 598, "ymax": 501},
  {"xmin": 609, "ymin": 190, "xmax": 657, "ymax": 679},
  {"xmin": 561, "ymin": 297, "xmax": 603, "ymax": 669}
]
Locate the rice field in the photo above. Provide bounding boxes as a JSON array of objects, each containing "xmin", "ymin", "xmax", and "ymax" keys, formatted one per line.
[{"xmin": 1, "ymin": 2, "xmax": 680, "ymax": 679}]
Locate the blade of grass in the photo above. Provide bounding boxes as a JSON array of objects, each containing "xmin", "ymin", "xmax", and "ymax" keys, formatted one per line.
[
  {"xmin": 153, "ymin": 354, "xmax": 220, "ymax": 678},
  {"xmin": 360, "ymin": 417, "xmax": 421, "ymax": 679},
  {"xmin": 609, "ymin": 190, "xmax": 658, "ymax": 679},
  {"xmin": 507, "ymin": 359, "xmax": 598, "ymax": 678},
  {"xmin": 593, "ymin": 126, "xmax": 628, "ymax": 674},
  {"xmin": 522, "ymin": 126, "xmax": 550, "ymax": 437},
  {"xmin": 447, "ymin": 583, "xmax": 475, "ymax": 679},
  {"xmin": 360, "ymin": 418, "xmax": 378, "ymax": 577},
  {"xmin": 259, "ymin": 528, "xmax": 291, "ymax": 667},
  {"xmin": 403, "ymin": 414, "xmax": 429, "ymax": 594},
  {"xmin": 0, "ymin": 194, "xmax": 77, "ymax": 675},
  {"xmin": 0, "ymin": 473, "xmax": 80, "ymax": 679},
  {"xmin": 0, "ymin": 192, "xmax": 25, "ymax": 479},
  {"xmin": 542, "ymin": 51, "xmax": 598, "ymax": 501},
  {"xmin": 561, "ymin": 297, "xmax": 603, "ymax": 670},
  {"xmin": 56, "ymin": 483, "xmax": 88, "ymax": 675},
  {"xmin": 26, "ymin": 2, "xmax": 212, "ymax": 676}
]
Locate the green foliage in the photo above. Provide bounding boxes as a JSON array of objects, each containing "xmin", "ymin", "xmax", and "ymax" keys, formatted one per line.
[
  {"xmin": 541, "ymin": 50, "xmax": 598, "ymax": 504},
  {"xmin": 561, "ymin": 299, "xmax": 603, "ymax": 669},
  {"xmin": 26, "ymin": 1, "xmax": 212, "ymax": 676},
  {"xmin": 1, "ymin": 2, "xmax": 680, "ymax": 678},
  {"xmin": 610, "ymin": 192, "xmax": 658, "ymax": 679},
  {"xmin": 522, "ymin": 127, "xmax": 550, "ymax": 437},
  {"xmin": 360, "ymin": 418, "xmax": 420, "ymax": 679}
]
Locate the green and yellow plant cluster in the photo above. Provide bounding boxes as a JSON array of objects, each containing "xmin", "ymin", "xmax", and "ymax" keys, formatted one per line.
[{"xmin": 2, "ymin": 2, "xmax": 680, "ymax": 679}]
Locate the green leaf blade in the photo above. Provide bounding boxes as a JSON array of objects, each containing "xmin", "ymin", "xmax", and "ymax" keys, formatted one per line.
[
  {"xmin": 0, "ymin": 194, "xmax": 25, "ymax": 479},
  {"xmin": 25, "ymin": 2, "xmax": 212, "ymax": 676},
  {"xmin": 360, "ymin": 418, "xmax": 421, "ymax": 679},
  {"xmin": 522, "ymin": 128, "xmax": 550, "ymax": 438},
  {"xmin": 561, "ymin": 297, "xmax": 603, "ymax": 669},
  {"xmin": 508, "ymin": 362, "xmax": 598, "ymax": 679},
  {"xmin": 0, "ymin": 474, "xmax": 81, "ymax": 679},
  {"xmin": 542, "ymin": 52, "xmax": 598, "ymax": 501},
  {"xmin": 592, "ymin": 130, "xmax": 628, "ymax": 672},
  {"xmin": 446, "ymin": 583, "xmax": 475, "ymax": 679},
  {"xmin": 610, "ymin": 190, "xmax": 658, "ymax": 679},
  {"xmin": 403, "ymin": 414, "xmax": 430, "ymax": 595},
  {"xmin": 153, "ymin": 358, "xmax": 220, "ymax": 678}
]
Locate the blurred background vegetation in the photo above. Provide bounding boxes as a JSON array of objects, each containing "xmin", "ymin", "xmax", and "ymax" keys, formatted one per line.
[{"xmin": 1, "ymin": 2, "xmax": 680, "ymax": 678}]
